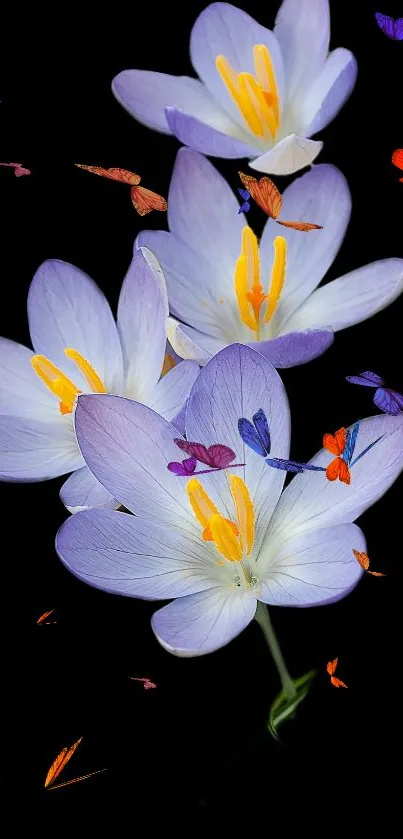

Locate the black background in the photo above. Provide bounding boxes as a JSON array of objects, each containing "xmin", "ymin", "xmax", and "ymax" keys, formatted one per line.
[{"xmin": 0, "ymin": 0, "xmax": 402, "ymax": 824}]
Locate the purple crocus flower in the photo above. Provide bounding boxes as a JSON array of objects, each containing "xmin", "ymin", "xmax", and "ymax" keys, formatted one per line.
[
  {"xmin": 56, "ymin": 344, "xmax": 403, "ymax": 657},
  {"xmin": 137, "ymin": 149, "xmax": 403, "ymax": 368},
  {"xmin": 112, "ymin": 1, "xmax": 358, "ymax": 176},
  {"xmin": 0, "ymin": 248, "xmax": 199, "ymax": 512}
]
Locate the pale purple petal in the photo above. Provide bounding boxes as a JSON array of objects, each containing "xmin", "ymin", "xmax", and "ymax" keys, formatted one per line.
[
  {"xmin": 165, "ymin": 106, "xmax": 257, "ymax": 157},
  {"xmin": 147, "ymin": 361, "xmax": 200, "ymax": 421},
  {"xmin": 60, "ymin": 465, "xmax": 120, "ymax": 514},
  {"xmin": 74, "ymin": 393, "xmax": 198, "ymax": 531},
  {"xmin": 117, "ymin": 248, "xmax": 168, "ymax": 401},
  {"xmin": 166, "ymin": 319, "xmax": 220, "ymax": 365},
  {"xmin": 190, "ymin": 2, "xmax": 284, "ymax": 128},
  {"xmin": 258, "ymin": 523, "xmax": 365, "ymax": 607},
  {"xmin": 185, "ymin": 344, "xmax": 290, "ymax": 552},
  {"xmin": 301, "ymin": 49, "xmax": 358, "ymax": 136},
  {"xmin": 56, "ymin": 508, "xmax": 217, "ymax": 598},
  {"xmin": 282, "ymin": 260, "xmax": 403, "ymax": 334},
  {"xmin": 259, "ymin": 165, "xmax": 351, "ymax": 330},
  {"xmin": 251, "ymin": 329, "xmax": 333, "ymax": 367},
  {"xmin": 27, "ymin": 259, "xmax": 123, "ymax": 392},
  {"xmin": 0, "ymin": 337, "xmax": 57, "ymax": 419},
  {"xmin": 170, "ymin": 400, "xmax": 188, "ymax": 436},
  {"xmin": 112, "ymin": 70, "xmax": 244, "ymax": 136},
  {"xmin": 0, "ymin": 415, "xmax": 83, "ymax": 481},
  {"xmin": 274, "ymin": 0, "xmax": 330, "ymax": 101},
  {"xmin": 269, "ymin": 414, "xmax": 403, "ymax": 539},
  {"xmin": 151, "ymin": 586, "xmax": 257, "ymax": 657},
  {"xmin": 249, "ymin": 135, "xmax": 323, "ymax": 176}
]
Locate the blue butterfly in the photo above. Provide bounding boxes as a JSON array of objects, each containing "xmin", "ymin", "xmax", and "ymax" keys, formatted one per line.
[{"xmin": 237, "ymin": 188, "xmax": 251, "ymax": 214}]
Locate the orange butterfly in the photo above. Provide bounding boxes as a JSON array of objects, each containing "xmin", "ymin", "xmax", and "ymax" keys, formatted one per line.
[
  {"xmin": 326, "ymin": 658, "xmax": 348, "ymax": 689},
  {"xmin": 352, "ymin": 549, "xmax": 386, "ymax": 577},
  {"xmin": 392, "ymin": 149, "xmax": 403, "ymax": 182},
  {"xmin": 323, "ymin": 428, "xmax": 351, "ymax": 484},
  {"xmin": 76, "ymin": 165, "xmax": 167, "ymax": 216},
  {"xmin": 44, "ymin": 737, "xmax": 107, "ymax": 791},
  {"xmin": 37, "ymin": 609, "xmax": 57, "ymax": 625},
  {"xmin": 238, "ymin": 172, "xmax": 323, "ymax": 231}
]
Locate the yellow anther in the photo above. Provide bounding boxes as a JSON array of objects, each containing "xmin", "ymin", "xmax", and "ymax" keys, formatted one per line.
[
  {"xmin": 235, "ymin": 226, "xmax": 266, "ymax": 335},
  {"xmin": 216, "ymin": 44, "xmax": 280, "ymax": 140},
  {"xmin": 64, "ymin": 348, "xmax": 107, "ymax": 394},
  {"xmin": 264, "ymin": 236, "xmax": 287, "ymax": 323},
  {"xmin": 161, "ymin": 352, "xmax": 176, "ymax": 377},
  {"xmin": 209, "ymin": 514, "xmax": 243, "ymax": 563},
  {"xmin": 229, "ymin": 475, "xmax": 254, "ymax": 556},
  {"xmin": 31, "ymin": 355, "xmax": 80, "ymax": 414},
  {"xmin": 186, "ymin": 478, "xmax": 220, "ymax": 535}
]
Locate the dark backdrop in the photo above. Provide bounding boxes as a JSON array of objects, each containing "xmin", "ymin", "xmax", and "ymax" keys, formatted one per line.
[{"xmin": 0, "ymin": 1, "xmax": 401, "ymax": 823}]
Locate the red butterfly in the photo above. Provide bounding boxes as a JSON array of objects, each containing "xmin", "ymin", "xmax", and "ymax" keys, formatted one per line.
[
  {"xmin": 75, "ymin": 165, "xmax": 167, "ymax": 216},
  {"xmin": 0, "ymin": 162, "xmax": 31, "ymax": 177},
  {"xmin": 326, "ymin": 659, "xmax": 348, "ymax": 689},
  {"xmin": 168, "ymin": 440, "xmax": 245, "ymax": 476},
  {"xmin": 238, "ymin": 172, "xmax": 323, "ymax": 231},
  {"xmin": 392, "ymin": 149, "xmax": 403, "ymax": 182},
  {"xmin": 129, "ymin": 677, "xmax": 157, "ymax": 690}
]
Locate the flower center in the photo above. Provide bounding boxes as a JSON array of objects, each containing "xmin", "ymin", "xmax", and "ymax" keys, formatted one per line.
[
  {"xmin": 215, "ymin": 44, "xmax": 280, "ymax": 140},
  {"xmin": 31, "ymin": 348, "xmax": 107, "ymax": 414},
  {"xmin": 186, "ymin": 475, "xmax": 256, "ymax": 588},
  {"xmin": 234, "ymin": 226, "xmax": 287, "ymax": 340},
  {"xmin": 161, "ymin": 352, "xmax": 176, "ymax": 377}
]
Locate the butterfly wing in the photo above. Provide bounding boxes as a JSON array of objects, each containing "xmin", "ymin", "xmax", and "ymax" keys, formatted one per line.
[
  {"xmin": 276, "ymin": 220, "xmax": 323, "ymax": 232},
  {"xmin": 174, "ymin": 439, "xmax": 215, "ymax": 466},
  {"xmin": 326, "ymin": 658, "xmax": 338, "ymax": 676},
  {"xmin": 323, "ymin": 428, "xmax": 346, "ymax": 456},
  {"xmin": 344, "ymin": 422, "xmax": 359, "ymax": 464},
  {"xmin": 167, "ymin": 457, "xmax": 197, "ymax": 476},
  {"xmin": 37, "ymin": 609, "xmax": 55, "ymax": 624},
  {"xmin": 252, "ymin": 409, "xmax": 271, "ymax": 455},
  {"xmin": 395, "ymin": 18, "xmax": 403, "ymax": 39},
  {"xmin": 238, "ymin": 418, "xmax": 267, "ymax": 457},
  {"xmin": 375, "ymin": 12, "xmax": 396, "ymax": 38},
  {"xmin": 238, "ymin": 188, "xmax": 250, "ymax": 201},
  {"xmin": 266, "ymin": 458, "xmax": 326, "ymax": 473},
  {"xmin": 44, "ymin": 737, "xmax": 82, "ymax": 788},
  {"xmin": 346, "ymin": 371, "xmax": 385, "ymax": 388},
  {"xmin": 75, "ymin": 165, "xmax": 141, "ymax": 184},
  {"xmin": 392, "ymin": 149, "xmax": 403, "ymax": 171},
  {"xmin": 350, "ymin": 434, "xmax": 384, "ymax": 467},
  {"xmin": 131, "ymin": 186, "xmax": 167, "ymax": 216},
  {"xmin": 207, "ymin": 445, "xmax": 236, "ymax": 469},
  {"xmin": 238, "ymin": 172, "xmax": 282, "ymax": 218},
  {"xmin": 367, "ymin": 571, "xmax": 386, "ymax": 577},
  {"xmin": 373, "ymin": 387, "xmax": 403, "ymax": 415},
  {"xmin": 352, "ymin": 549, "xmax": 369, "ymax": 570},
  {"xmin": 330, "ymin": 676, "xmax": 348, "ymax": 688},
  {"xmin": 325, "ymin": 457, "xmax": 341, "ymax": 482}
]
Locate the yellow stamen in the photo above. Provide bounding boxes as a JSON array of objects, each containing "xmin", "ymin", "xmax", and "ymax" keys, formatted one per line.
[
  {"xmin": 186, "ymin": 478, "xmax": 221, "ymax": 541},
  {"xmin": 64, "ymin": 348, "xmax": 107, "ymax": 393},
  {"xmin": 161, "ymin": 352, "xmax": 176, "ymax": 377},
  {"xmin": 209, "ymin": 514, "xmax": 243, "ymax": 563},
  {"xmin": 235, "ymin": 226, "xmax": 266, "ymax": 335},
  {"xmin": 216, "ymin": 44, "xmax": 280, "ymax": 140},
  {"xmin": 31, "ymin": 355, "xmax": 81, "ymax": 415},
  {"xmin": 264, "ymin": 236, "xmax": 287, "ymax": 323},
  {"xmin": 229, "ymin": 475, "xmax": 254, "ymax": 556}
]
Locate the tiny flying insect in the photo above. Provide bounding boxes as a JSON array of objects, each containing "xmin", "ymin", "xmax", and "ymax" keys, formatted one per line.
[
  {"xmin": 237, "ymin": 188, "xmax": 251, "ymax": 213},
  {"xmin": 326, "ymin": 658, "xmax": 348, "ymax": 689},
  {"xmin": 375, "ymin": 13, "xmax": 403, "ymax": 40},
  {"xmin": 44, "ymin": 737, "xmax": 107, "ymax": 791}
]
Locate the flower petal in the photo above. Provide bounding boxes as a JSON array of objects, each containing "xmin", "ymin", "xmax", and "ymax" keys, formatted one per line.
[
  {"xmin": 165, "ymin": 106, "xmax": 257, "ymax": 157},
  {"xmin": 274, "ymin": 0, "xmax": 330, "ymax": 101},
  {"xmin": 117, "ymin": 248, "xmax": 168, "ymax": 401},
  {"xmin": 281, "ymin": 260, "xmax": 403, "ymax": 334},
  {"xmin": 59, "ymin": 466, "xmax": 120, "ymax": 514},
  {"xmin": 112, "ymin": 70, "xmax": 244, "ymax": 136},
  {"xmin": 301, "ymin": 49, "xmax": 358, "ymax": 136},
  {"xmin": 151, "ymin": 586, "xmax": 257, "ymax": 657},
  {"xmin": 56, "ymin": 508, "xmax": 217, "ymax": 598},
  {"xmin": 0, "ymin": 415, "xmax": 83, "ymax": 481},
  {"xmin": 146, "ymin": 361, "xmax": 200, "ymax": 421},
  {"xmin": 269, "ymin": 414, "xmax": 403, "ymax": 539},
  {"xmin": 249, "ymin": 134, "xmax": 323, "ymax": 175},
  {"xmin": 166, "ymin": 319, "xmax": 221, "ymax": 365},
  {"xmin": 0, "ymin": 337, "xmax": 58, "ymax": 419},
  {"xmin": 185, "ymin": 344, "xmax": 290, "ymax": 552},
  {"xmin": 27, "ymin": 259, "xmax": 123, "ymax": 392},
  {"xmin": 259, "ymin": 164, "xmax": 351, "ymax": 330},
  {"xmin": 190, "ymin": 2, "xmax": 284, "ymax": 128},
  {"xmin": 74, "ymin": 393, "xmax": 198, "ymax": 531},
  {"xmin": 257, "ymin": 523, "xmax": 365, "ymax": 607},
  {"xmin": 250, "ymin": 329, "xmax": 333, "ymax": 367}
]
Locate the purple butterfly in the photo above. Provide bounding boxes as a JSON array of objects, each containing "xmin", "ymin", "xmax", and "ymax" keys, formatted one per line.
[
  {"xmin": 238, "ymin": 408, "xmax": 271, "ymax": 456},
  {"xmin": 375, "ymin": 12, "xmax": 403, "ymax": 40},
  {"xmin": 238, "ymin": 188, "xmax": 251, "ymax": 214},
  {"xmin": 167, "ymin": 457, "xmax": 197, "ymax": 476},
  {"xmin": 346, "ymin": 371, "xmax": 403, "ymax": 416}
]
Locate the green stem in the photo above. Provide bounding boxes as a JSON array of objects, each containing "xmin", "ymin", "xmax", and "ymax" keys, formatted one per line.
[{"xmin": 255, "ymin": 602, "xmax": 296, "ymax": 700}]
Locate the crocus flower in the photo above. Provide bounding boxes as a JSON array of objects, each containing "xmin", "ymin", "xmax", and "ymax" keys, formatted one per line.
[
  {"xmin": 56, "ymin": 344, "xmax": 403, "ymax": 658},
  {"xmin": 0, "ymin": 248, "xmax": 199, "ymax": 512},
  {"xmin": 138, "ymin": 149, "xmax": 403, "ymax": 368},
  {"xmin": 112, "ymin": 1, "xmax": 357, "ymax": 175}
]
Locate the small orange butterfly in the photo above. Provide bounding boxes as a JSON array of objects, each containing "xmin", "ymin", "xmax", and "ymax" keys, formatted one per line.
[
  {"xmin": 238, "ymin": 171, "xmax": 323, "ymax": 231},
  {"xmin": 326, "ymin": 658, "xmax": 348, "ymax": 689},
  {"xmin": 352, "ymin": 549, "xmax": 386, "ymax": 577},
  {"xmin": 76, "ymin": 165, "xmax": 167, "ymax": 216},
  {"xmin": 323, "ymin": 428, "xmax": 351, "ymax": 484},
  {"xmin": 392, "ymin": 149, "xmax": 403, "ymax": 182},
  {"xmin": 36, "ymin": 609, "xmax": 57, "ymax": 625},
  {"xmin": 44, "ymin": 737, "xmax": 107, "ymax": 791}
]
